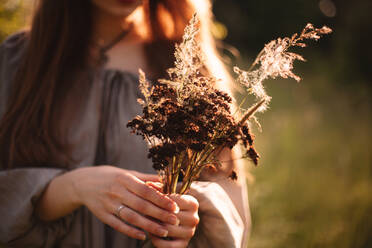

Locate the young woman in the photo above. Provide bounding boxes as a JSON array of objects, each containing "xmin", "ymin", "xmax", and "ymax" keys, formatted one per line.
[{"xmin": 0, "ymin": 0, "xmax": 250, "ymax": 247}]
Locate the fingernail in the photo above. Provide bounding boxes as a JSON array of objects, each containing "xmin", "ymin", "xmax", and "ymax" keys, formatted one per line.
[
  {"xmin": 175, "ymin": 218, "xmax": 180, "ymax": 226},
  {"xmin": 158, "ymin": 229, "xmax": 168, "ymax": 237},
  {"xmin": 173, "ymin": 204, "xmax": 180, "ymax": 214},
  {"xmin": 138, "ymin": 233, "xmax": 146, "ymax": 240},
  {"xmin": 168, "ymin": 202, "xmax": 179, "ymax": 213},
  {"xmin": 168, "ymin": 215, "xmax": 178, "ymax": 225}
]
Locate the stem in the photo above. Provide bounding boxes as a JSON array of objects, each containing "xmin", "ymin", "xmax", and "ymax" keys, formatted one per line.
[
  {"xmin": 238, "ymin": 99, "xmax": 266, "ymax": 126},
  {"xmin": 232, "ymin": 94, "xmax": 249, "ymax": 117},
  {"xmin": 170, "ymin": 156, "xmax": 178, "ymax": 194},
  {"xmin": 249, "ymin": 48, "xmax": 264, "ymax": 71},
  {"xmin": 170, "ymin": 152, "xmax": 185, "ymax": 194},
  {"xmin": 179, "ymin": 180, "xmax": 192, "ymax": 194},
  {"xmin": 179, "ymin": 151, "xmax": 197, "ymax": 194},
  {"xmin": 165, "ymin": 166, "xmax": 171, "ymax": 194}
]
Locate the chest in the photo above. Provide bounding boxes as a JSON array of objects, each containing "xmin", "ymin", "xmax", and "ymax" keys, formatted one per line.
[
  {"xmin": 104, "ymin": 42, "xmax": 150, "ymax": 77},
  {"xmin": 63, "ymin": 70, "xmax": 154, "ymax": 174}
]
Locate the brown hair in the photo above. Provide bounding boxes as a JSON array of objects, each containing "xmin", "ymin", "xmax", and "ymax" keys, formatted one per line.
[{"xmin": 0, "ymin": 0, "xmax": 231, "ymax": 169}]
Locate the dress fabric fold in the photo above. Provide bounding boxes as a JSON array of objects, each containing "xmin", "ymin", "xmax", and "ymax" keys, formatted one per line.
[{"xmin": 0, "ymin": 32, "xmax": 249, "ymax": 248}]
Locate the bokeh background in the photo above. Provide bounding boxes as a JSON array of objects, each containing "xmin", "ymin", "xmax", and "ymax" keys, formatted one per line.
[{"xmin": 1, "ymin": 0, "xmax": 371, "ymax": 247}]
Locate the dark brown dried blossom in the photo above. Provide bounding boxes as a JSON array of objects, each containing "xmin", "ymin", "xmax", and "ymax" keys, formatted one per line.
[
  {"xmin": 229, "ymin": 170, "xmax": 238, "ymax": 181},
  {"xmin": 127, "ymin": 14, "xmax": 330, "ymax": 194}
]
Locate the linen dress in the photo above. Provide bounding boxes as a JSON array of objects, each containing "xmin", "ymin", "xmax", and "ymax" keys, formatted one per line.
[{"xmin": 0, "ymin": 32, "xmax": 251, "ymax": 248}]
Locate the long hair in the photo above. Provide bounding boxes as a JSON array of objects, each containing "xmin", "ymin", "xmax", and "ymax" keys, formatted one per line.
[{"xmin": 0, "ymin": 0, "xmax": 231, "ymax": 169}]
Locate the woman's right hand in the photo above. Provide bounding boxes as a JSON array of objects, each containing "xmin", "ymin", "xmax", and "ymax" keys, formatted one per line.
[
  {"xmin": 36, "ymin": 166, "xmax": 179, "ymax": 241},
  {"xmin": 75, "ymin": 166, "xmax": 180, "ymax": 240}
]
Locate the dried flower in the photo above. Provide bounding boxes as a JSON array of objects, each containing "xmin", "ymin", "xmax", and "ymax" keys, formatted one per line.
[
  {"xmin": 127, "ymin": 14, "xmax": 332, "ymax": 194},
  {"xmin": 234, "ymin": 23, "xmax": 332, "ymax": 115}
]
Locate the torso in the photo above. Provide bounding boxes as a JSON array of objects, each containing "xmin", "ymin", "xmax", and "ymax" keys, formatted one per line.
[{"xmin": 104, "ymin": 40, "xmax": 150, "ymax": 75}]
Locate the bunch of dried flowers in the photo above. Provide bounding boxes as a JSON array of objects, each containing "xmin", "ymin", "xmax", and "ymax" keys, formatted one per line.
[{"xmin": 127, "ymin": 14, "xmax": 332, "ymax": 194}]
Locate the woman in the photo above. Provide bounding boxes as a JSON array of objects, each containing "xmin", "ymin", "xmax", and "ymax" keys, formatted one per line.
[{"xmin": 0, "ymin": 0, "xmax": 250, "ymax": 247}]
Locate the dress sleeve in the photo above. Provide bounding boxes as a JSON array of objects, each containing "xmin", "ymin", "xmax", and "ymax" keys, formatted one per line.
[
  {"xmin": 0, "ymin": 168, "xmax": 76, "ymax": 247},
  {"xmin": 187, "ymin": 182, "xmax": 246, "ymax": 248},
  {"xmin": 0, "ymin": 31, "xmax": 27, "ymax": 115},
  {"xmin": 188, "ymin": 148, "xmax": 251, "ymax": 248},
  {"xmin": 0, "ymin": 33, "xmax": 75, "ymax": 247}
]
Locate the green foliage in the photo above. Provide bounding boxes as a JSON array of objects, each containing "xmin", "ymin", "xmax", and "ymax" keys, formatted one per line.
[
  {"xmin": 0, "ymin": 0, "xmax": 29, "ymax": 42},
  {"xmin": 0, "ymin": 0, "xmax": 371, "ymax": 247},
  {"xmin": 243, "ymin": 71, "xmax": 372, "ymax": 247},
  {"xmin": 213, "ymin": 0, "xmax": 372, "ymax": 246}
]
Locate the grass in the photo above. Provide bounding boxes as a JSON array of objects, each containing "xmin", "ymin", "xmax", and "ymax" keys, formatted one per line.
[
  {"xmin": 244, "ymin": 72, "xmax": 372, "ymax": 247},
  {"xmin": 1, "ymin": 2, "xmax": 371, "ymax": 247}
]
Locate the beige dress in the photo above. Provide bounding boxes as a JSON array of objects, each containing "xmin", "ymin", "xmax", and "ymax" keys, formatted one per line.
[{"xmin": 0, "ymin": 32, "xmax": 251, "ymax": 248}]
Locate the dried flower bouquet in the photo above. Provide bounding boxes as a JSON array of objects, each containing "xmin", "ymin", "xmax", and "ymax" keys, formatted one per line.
[{"xmin": 127, "ymin": 14, "xmax": 332, "ymax": 194}]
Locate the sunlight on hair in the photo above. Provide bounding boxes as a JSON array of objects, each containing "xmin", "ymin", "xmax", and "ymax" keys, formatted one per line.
[
  {"xmin": 157, "ymin": 3, "xmax": 175, "ymax": 39},
  {"xmin": 125, "ymin": 5, "xmax": 147, "ymax": 39},
  {"xmin": 189, "ymin": 0, "xmax": 235, "ymax": 98}
]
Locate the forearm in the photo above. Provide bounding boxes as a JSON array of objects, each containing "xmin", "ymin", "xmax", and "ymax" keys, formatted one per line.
[
  {"xmin": 196, "ymin": 148, "xmax": 251, "ymax": 247},
  {"xmin": 35, "ymin": 168, "xmax": 82, "ymax": 221}
]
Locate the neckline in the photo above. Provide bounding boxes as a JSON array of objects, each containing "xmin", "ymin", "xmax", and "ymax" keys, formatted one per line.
[
  {"xmin": 101, "ymin": 67, "xmax": 139, "ymax": 78},
  {"xmin": 97, "ymin": 26, "xmax": 133, "ymax": 67},
  {"xmin": 99, "ymin": 28, "xmax": 132, "ymax": 55},
  {"xmin": 101, "ymin": 67, "xmax": 157, "ymax": 83}
]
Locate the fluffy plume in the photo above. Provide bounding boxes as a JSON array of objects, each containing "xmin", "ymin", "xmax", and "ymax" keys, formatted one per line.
[{"xmin": 127, "ymin": 15, "xmax": 332, "ymax": 194}]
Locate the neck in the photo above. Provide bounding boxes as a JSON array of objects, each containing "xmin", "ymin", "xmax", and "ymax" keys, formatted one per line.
[{"xmin": 91, "ymin": 6, "xmax": 133, "ymax": 47}]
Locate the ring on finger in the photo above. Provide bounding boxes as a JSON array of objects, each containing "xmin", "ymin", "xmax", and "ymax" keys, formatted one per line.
[{"xmin": 115, "ymin": 204, "xmax": 126, "ymax": 218}]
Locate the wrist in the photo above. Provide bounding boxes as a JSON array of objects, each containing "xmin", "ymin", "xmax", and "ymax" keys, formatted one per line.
[
  {"xmin": 35, "ymin": 168, "xmax": 84, "ymax": 221},
  {"xmin": 67, "ymin": 167, "xmax": 87, "ymax": 207}
]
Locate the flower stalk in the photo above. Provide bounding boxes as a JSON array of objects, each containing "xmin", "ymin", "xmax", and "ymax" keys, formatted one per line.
[{"xmin": 127, "ymin": 14, "xmax": 332, "ymax": 194}]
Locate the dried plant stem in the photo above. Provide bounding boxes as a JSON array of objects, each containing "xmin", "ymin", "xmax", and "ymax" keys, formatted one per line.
[
  {"xmin": 169, "ymin": 156, "xmax": 178, "ymax": 194},
  {"xmin": 179, "ymin": 153, "xmax": 197, "ymax": 194},
  {"xmin": 128, "ymin": 16, "xmax": 332, "ymax": 199},
  {"xmin": 238, "ymin": 99, "xmax": 266, "ymax": 126}
]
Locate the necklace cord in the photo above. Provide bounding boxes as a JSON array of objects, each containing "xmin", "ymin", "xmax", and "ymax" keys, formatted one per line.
[{"xmin": 98, "ymin": 24, "xmax": 133, "ymax": 65}]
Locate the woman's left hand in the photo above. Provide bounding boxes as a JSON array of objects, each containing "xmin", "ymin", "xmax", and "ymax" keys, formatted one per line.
[{"xmin": 149, "ymin": 194, "xmax": 199, "ymax": 248}]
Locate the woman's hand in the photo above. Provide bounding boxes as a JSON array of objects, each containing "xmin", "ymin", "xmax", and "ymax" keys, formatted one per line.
[
  {"xmin": 149, "ymin": 194, "xmax": 199, "ymax": 248},
  {"xmin": 36, "ymin": 166, "xmax": 179, "ymax": 241}
]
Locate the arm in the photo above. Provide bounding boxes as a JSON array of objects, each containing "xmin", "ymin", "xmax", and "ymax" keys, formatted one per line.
[
  {"xmin": 0, "ymin": 165, "xmax": 181, "ymax": 247},
  {"xmin": 0, "ymin": 168, "xmax": 71, "ymax": 246},
  {"xmin": 35, "ymin": 166, "xmax": 180, "ymax": 239},
  {"xmin": 188, "ymin": 147, "xmax": 251, "ymax": 248}
]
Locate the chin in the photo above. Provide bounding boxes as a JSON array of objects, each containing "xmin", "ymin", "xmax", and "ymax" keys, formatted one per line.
[
  {"xmin": 92, "ymin": 0, "xmax": 142, "ymax": 18},
  {"xmin": 117, "ymin": 0, "xmax": 141, "ymax": 4}
]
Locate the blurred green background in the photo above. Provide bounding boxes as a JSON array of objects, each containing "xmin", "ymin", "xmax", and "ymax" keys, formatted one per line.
[
  {"xmin": 212, "ymin": 0, "xmax": 372, "ymax": 247},
  {"xmin": 1, "ymin": 0, "xmax": 371, "ymax": 247}
]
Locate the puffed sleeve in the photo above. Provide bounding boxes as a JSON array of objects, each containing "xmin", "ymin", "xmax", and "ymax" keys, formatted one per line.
[
  {"xmin": 0, "ymin": 31, "xmax": 26, "ymax": 112},
  {"xmin": 0, "ymin": 33, "xmax": 74, "ymax": 247},
  {"xmin": 188, "ymin": 148, "xmax": 251, "ymax": 248},
  {"xmin": 0, "ymin": 168, "xmax": 76, "ymax": 247}
]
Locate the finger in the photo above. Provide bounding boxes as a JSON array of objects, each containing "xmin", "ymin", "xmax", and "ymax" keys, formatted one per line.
[
  {"xmin": 129, "ymin": 170, "xmax": 160, "ymax": 182},
  {"xmin": 150, "ymin": 235, "xmax": 189, "ymax": 248},
  {"xmin": 123, "ymin": 175, "xmax": 179, "ymax": 213},
  {"xmin": 146, "ymin": 181, "xmax": 164, "ymax": 192},
  {"xmin": 102, "ymin": 213, "xmax": 146, "ymax": 240},
  {"xmin": 120, "ymin": 189, "xmax": 179, "ymax": 225},
  {"xmin": 164, "ymin": 224, "xmax": 196, "ymax": 239},
  {"xmin": 169, "ymin": 194, "xmax": 199, "ymax": 211},
  {"xmin": 176, "ymin": 210, "xmax": 199, "ymax": 227},
  {"xmin": 117, "ymin": 205, "xmax": 169, "ymax": 238}
]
